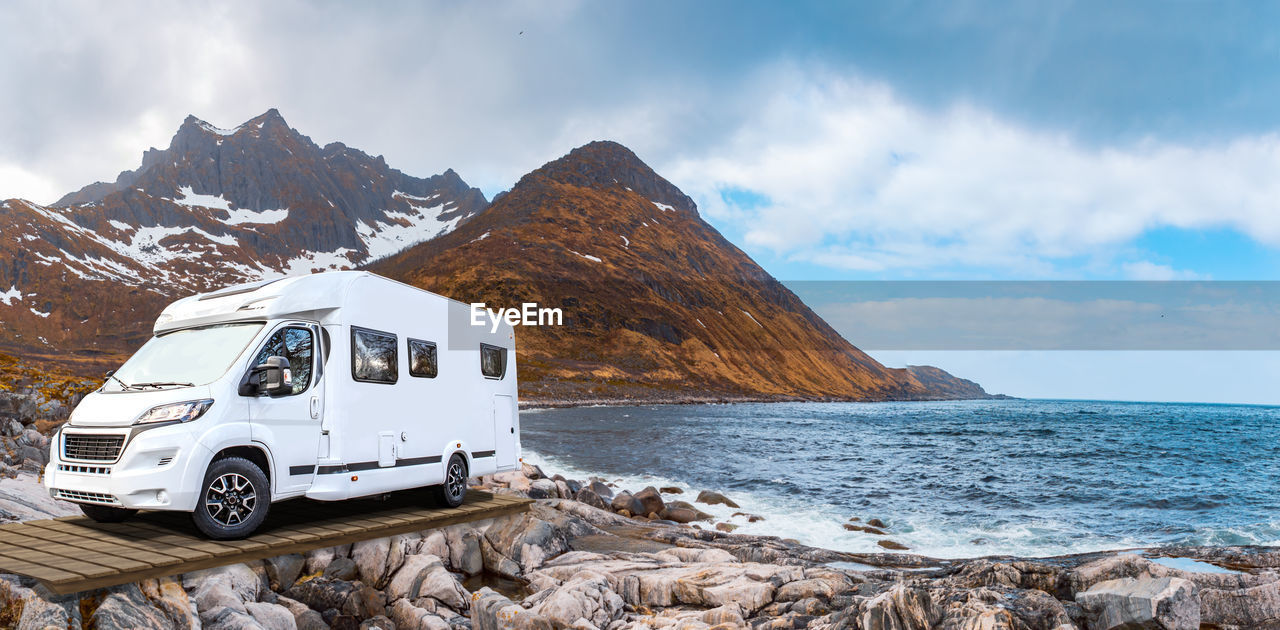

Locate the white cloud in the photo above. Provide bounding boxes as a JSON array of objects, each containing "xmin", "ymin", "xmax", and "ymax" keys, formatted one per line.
[
  {"xmin": 1121, "ymin": 261, "xmax": 1206, "ymax": 281},
  {"xmin": 666, "ymin": 66, "xmax": 1280, "ymax": 274}
]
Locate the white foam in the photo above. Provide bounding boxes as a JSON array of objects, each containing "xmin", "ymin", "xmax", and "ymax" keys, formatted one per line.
[{"xmin": 520, "ymin": 448, "xmax": 1159, "ymax": 559}]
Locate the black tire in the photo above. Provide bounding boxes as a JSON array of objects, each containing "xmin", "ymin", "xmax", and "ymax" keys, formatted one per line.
[
  {"xmin": 432, "ymin": 453, "xmax": 468, "ymax": 508},
  {"xmin": 192, "ymin": 456, "xmax": 270, "ymax": 540},
  {"xmin": 79, "ymin": 503, "xmax": 138, "ymax": 523}
]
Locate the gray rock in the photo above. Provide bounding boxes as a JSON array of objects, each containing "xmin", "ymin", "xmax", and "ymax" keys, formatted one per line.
[
  {"xmin": 633, "ymin": 486, "xmax": 665, "ymax": 517},
  {"xmin": 390, "ymin": 599, "xmax": 450, "ymax": 630},
  {"xmin": 446, "ymin": 529, "xmax": 483, "ymax": 577},
  {"xmin": 275, "ymin": 595, "xmax": 330, "ymax": 630},
  {"xmin": 353, "ymin": 537, "xmax": 406, "ymax": 589},
  {"xmin": 696, "ymin": 490, "xmax": 740, "ymax": 509},
  {"xmin": 521, "ymin": 463, "xmax": 546, "ymax": 480},
  {"xmin": 305, "ymin": 544, "xmax": 352, "ymax": 575},
  {"xmin": 553, "ymin": 480, "xmax": 571, "ymax": 500},
  {"xmin": 609, "ymin": 491, "xmax": 644, "ymax": 516},
  {"xmin": 266, "ymin": 554, "xmax": 307, "ymax": 592},
  {"xmin": 1077, "ymin": 577, "xmax": 1199, "ymax": 630},
  {"xmin": 359, "ymin": 615, "xmax": 396, "ymax": 630},
  {"xmin": 246, "ymin": 601, "xmax": 299, "ymax": 630},
  {"xmin": 285, "ymin": 578, "xmax": 369, "ymax": 618},
  {"xmin": 16, "ymin": 596, "xmax": 76, "ymax": 630},
  {"xmin": 185, "ymin": 563, "xmax": 264, "ymax": 620},
  {"xmin": 572, "ymin": 487, "xmax": 608, "ymax": 511},
  {"xmin": 203, "ymin": 606, "xmax": 269, "ymax": 630},
  {"xmin": 527, "ymin": 479, "xmax": 558, "ymax": 500},
  {"xmin": 588, "ymin": 481, "xmax": 613, "ymax": 501},
  {"xmin": 325, "ymin": 557, "xmax": 359, "ymax": 581},
  {"xmin": 471, "ymin": 587, "xmax": 551, "ymax": 630}
]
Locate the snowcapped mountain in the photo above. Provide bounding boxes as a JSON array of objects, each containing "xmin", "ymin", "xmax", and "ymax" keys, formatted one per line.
[{"xmin": 0, "ymin": 109, "xmax": 487, "ymax": 364}]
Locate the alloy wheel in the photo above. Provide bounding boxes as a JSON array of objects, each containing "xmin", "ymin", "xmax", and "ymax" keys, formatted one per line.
[{"xmin": 205, "ymin": 472, "xmax": 257, "ymax": 526}]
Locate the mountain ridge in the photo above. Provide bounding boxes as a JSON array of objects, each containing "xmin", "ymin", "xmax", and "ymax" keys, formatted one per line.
[
  {"xmin": 1, "ymin": 114, "xmax": 993, "ymax": 401},
  {"xmin": 371, "ymin": 140, "xmax": 994, "ymax": 402}
]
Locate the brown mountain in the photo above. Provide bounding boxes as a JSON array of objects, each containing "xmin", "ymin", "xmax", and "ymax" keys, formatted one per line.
[
  {"xmin": 371, "ymin": 141, "xmax": 993, "ymax": 403},
  {"xmin": 0, "ymin": 110, "xmax": 487, "ymax": 369}
]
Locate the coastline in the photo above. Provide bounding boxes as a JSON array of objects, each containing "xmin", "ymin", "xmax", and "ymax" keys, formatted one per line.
[
  {"xmin": 4, "ymin": 464, "xmax": 1280, "ymax": 629},
  {"xmin": 520, "ymin": 392, "xmax": 1014, "ymax": 410}
]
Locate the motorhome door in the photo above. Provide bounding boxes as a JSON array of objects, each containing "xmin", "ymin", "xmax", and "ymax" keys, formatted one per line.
[
  {"xmin": 247, "ymin": 323, "xmax": 325, "ymax": 496},
  {"xmin": 493, "ymin": 394, "xmax": 516, "ymax": 468}
]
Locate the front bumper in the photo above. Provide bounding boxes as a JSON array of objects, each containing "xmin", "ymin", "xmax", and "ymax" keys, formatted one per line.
[{"xmin": 43, "ymin": 423, "xmax": 211, "ymax": 512}]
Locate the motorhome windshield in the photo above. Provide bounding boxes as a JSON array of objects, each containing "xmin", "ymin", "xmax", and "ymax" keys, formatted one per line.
[{"xmin": 104, "ymin": 322, "xmax": 265, "ymax": 392}]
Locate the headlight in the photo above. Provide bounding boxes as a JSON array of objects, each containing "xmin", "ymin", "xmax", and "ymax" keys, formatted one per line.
[{"xmin": 135, "ymin": 399, "xmax": 214, "ymax": 425}]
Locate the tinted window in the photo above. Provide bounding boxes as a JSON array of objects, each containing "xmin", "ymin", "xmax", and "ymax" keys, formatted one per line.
[
  {"xmin": 254, "ymin": 327, "xmax": 314, "ymax": 395},
  {"xmin": 408, "ymin": 339, "xmax": 438, "ymax": 378},
  {"xmin": 352, "ymin": 327, "xmax": 397, "ymax": 383},
  {"xmin": 480, "ymin": 344, "xmax": 506, "ymax": 379}
]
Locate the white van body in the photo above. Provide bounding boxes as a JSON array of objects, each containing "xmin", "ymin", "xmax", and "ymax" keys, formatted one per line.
[{"xmin": 43, "ymin": 271, "xmax": 520, "ymax": 528}]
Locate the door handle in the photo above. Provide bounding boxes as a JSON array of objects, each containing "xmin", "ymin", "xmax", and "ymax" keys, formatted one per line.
[{"xmin": 310, "ymin": 396, "xmax": 320, "ymax": 419}]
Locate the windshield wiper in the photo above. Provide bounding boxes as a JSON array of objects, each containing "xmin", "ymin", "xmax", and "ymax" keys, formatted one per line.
[
  {"xmin": 106, "ymin": 372, "xmax": 134, "ymax": 391},
  {"xmin": 129, "ymin": 381, "xmax": 196, "ymax": 389}
]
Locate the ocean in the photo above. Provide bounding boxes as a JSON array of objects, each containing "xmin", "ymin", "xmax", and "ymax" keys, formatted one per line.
[{"xmin": 520, "ymin": 399, "xmax": 1280, "ymax": 559}]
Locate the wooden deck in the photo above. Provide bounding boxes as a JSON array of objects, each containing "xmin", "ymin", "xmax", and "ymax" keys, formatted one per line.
[{"xmin": 0, "ymin": 490, "xmax": 530, "ymax": 595}]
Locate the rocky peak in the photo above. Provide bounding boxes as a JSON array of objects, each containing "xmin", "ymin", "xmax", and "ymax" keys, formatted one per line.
[{"xmin": 521, "ymin": 141, "xmax": 698, "ymax": 216}]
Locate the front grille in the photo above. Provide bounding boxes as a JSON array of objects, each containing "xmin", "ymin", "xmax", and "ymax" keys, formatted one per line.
[
  {"xmin": 62, "ymin": 433, "xmax": 125, "ymax": 462},
  {"xmin": 53, "ymin": 489, "xmax": 120, "ymax": 505},
  {"xmin": 57, "ymin": 464, "xmax": 111, "ymax": 475}
]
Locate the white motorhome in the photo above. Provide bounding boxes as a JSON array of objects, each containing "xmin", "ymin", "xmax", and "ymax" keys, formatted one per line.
[{"xmin": 43, "ymin": 271, "xmax": 520, "ymax": 539}]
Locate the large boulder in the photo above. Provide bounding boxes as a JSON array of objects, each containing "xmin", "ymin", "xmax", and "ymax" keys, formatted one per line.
[
  {"xmin": 386, "ymin": 554, "xmax": 469, "ymax": 611},
  {"xmin": 633, "ymin": 486, "xmax": 666, "ymax": 517},
  {"xmin": 472, "ymin": 587, "xmax": 552, "ymax": 630},
  {"xmin": 275, "ymin": 595, "xmax": 329, "ymax": 630},
  {"xmin": 265, "ymin": 554, "xmax": 306, "ymax": 592},
  {"xmin": 244, "ymin": 601, "xmax": 298, "ymax": 630},
  {"xmin": 588, "ymin": 480, "xmax": 613, "ymax": 501},
  {"xmin": 352, "ymin": 536, "xmax": 407, "ymax": 589},
  {"xmin": 483, "ymin": 511, "xmax": 572, "ymax": 576},
  {"xmin": 572, "ymin": 487, "xmax": 608, "ymax": 510},
  {"xmin": 528, "ymin": 478, "xmax": 559, "ymax": 499},
  {"xmin": 609, "ymin": 491, "xmax": 644, "ymax": 516},
  {"xmin": 285, "ymin": 577, "xmax": 386, "ymax": 619},
  {"xmin": 1076, "ymin": 577, "xmax": 1199, "ymax": 630},
  {"xmin": 445, "ymin": 527, "xmax": 484, "ymax": 576},
  {"xmin": 184, "ymin": 563, "xmax": 264, "ymax": 620},
  {"xmin": 390, "ymin": 598, "xmax": 451, "ymax": 630},
  {"xmin": 696, "ymin": 490, "xmax": 740, "ymax": 509},
  {"xmin": 526, "ymin": 569, "xmax": 626, "ymax": 628}
]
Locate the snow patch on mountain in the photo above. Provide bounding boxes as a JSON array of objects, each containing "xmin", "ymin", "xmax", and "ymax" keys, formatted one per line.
[
  {"xmin": 175, "ymin": 186, "xmax": 232, "ymax": 210},
  {"xmin": 0, "ymin": 286, "xmax": 20, "ymax": 306},
  {"xmin": 224, "ymin": 207, "xmax": 289, "ymax": 225},
  {"xmin": 196, "ymin": 120, "xmax": 241, "ymax": 136}
]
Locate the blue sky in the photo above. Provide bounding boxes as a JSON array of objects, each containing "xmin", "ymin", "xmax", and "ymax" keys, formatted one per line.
[{"xmin": 2, "ymin": 1, "xmax": 1277, "ymax": 401}]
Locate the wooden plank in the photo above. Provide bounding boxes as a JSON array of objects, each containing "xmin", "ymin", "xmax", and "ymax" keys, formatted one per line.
[
  {"xmin": 1, "ymin": 528, "xmax": 155, "ymax": 573},
  {"xmin": 0, "ymin": 492, "xmax": 530, "ymax": 595},
  {"xmin": 30, "ymin": 520, "xmax": 193, "ymax": 567}
]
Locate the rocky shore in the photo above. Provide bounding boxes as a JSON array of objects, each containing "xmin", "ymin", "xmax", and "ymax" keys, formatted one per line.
[{"xmin": 0, "ymin": 462, "xmax": 1278, "ymax": 629}]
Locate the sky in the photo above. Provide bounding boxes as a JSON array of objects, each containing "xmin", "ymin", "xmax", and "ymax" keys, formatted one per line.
[{"xmin": 2, "ymin": 1, "xmax": 1278, "ymax": 402}]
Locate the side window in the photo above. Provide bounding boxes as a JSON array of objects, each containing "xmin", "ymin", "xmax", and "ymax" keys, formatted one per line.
[
  {"xmin": 480, "ymin": 344, "xmax": 506, "ymax": 379},
  {"xmin": 352, "ymin": 326, "xmax": 397, "ymax": 384},
  {"xmin": 408, "ymin": 339, "xmax": 438, "ymax": 378},
  {"xmin": 254, "ymin": 327, "xmax": 314, "ymax": 395}
]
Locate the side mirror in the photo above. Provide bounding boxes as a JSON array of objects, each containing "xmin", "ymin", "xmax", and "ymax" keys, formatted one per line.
[{"xmin": 239, "ymin": 356, "xmax": 293, "ymax": 397}]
